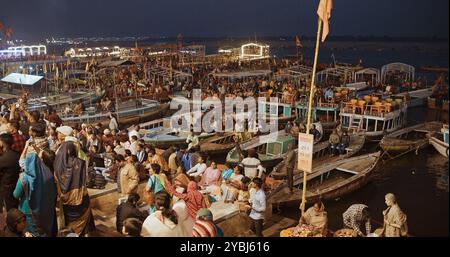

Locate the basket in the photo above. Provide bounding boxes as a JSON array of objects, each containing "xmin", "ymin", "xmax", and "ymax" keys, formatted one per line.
[{"xmin": 333, "ymin": 228, "xmax": 357, "ymax": 237}]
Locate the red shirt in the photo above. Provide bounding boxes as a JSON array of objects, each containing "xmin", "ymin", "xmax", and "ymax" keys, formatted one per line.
[{"xmin": 11, "ymin": 132, "xmax": 26, "ymax": 154}]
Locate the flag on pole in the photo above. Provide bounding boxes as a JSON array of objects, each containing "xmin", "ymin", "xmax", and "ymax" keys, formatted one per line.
[
  {"xmin": 0, "ymin": 22, "xmax": 4, "ymax": 32},
  {"xmin": 295, "ymin": 36, "xmax": 303, "ymax": 48},
  {"xmin": 317, "ymin": 0, "xmax": 333, "ymax": 42}
]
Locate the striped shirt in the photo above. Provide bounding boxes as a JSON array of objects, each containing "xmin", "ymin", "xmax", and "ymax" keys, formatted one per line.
[{"xmin": 192, "ymin": 220, "xmax": 218, "ymax": 237}]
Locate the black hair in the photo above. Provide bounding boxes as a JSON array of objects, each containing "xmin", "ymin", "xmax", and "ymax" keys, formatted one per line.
[
  {"xmin": 123, "ymin": 218, "xmax": 142, "ymax": 237},
  {"xmin": 154, "ymin": 191, "xmax": 178, "ymax": 225},
  {"xmin": 30, "ymin": 122, "xmax": 46, "ymax": 137},
  {"xmin": 124, "ymin": 149, "xmax": 131, "ymax": 156},
  {"xmin": 252, "ymin": 177, "xmax": 263, "ymax": 189},
  {"xmin": 127, "ymin": 193, "xmax": 140, "ymax": 205},
  {"xmin": 115, "ymin": 155, "xmax": 125, "ymax": 162},
  {"xmin": 0, "ymin": 133, "xmax": 14, "ymax": 148},
  {"xmin": 151, "ymin": 163, "xmax": 161, "ymax": 174}
]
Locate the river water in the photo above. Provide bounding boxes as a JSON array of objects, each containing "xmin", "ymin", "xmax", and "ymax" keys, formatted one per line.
[{"xmin": 278, "ymin": 107, "xmax": 449, "ymax": 237}]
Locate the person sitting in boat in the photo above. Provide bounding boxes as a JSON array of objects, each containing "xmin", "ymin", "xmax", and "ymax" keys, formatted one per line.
[
  {"xmin": 380, "ymin": 193, "xmax": 408, "ymax": 237},
  {"xmin": 342, "ymin": 204, "xmax": 371, "ymax": 237},
  {"xmin": 186, "ymin": 155, "xmax": 207, "ymax": 181},
  {"xmin": 221, "ymin": 164, "xmax": 245, "ymax": 203},
  {"xmin": 290, "ymin": 122, "xmax": 300, "ymax": 139},
  {"xmin": 73, "ymin": 100, "xmax": 85, "ymax": 116},
  {"xmin": 338, "ymin": 131, "xmax": 351, "ymax": 155},
  {"xmin": 328, "ymin": 129, "xmax": 340, "ymax": 156},
  {"xmin": 186, "ymin": 131, "xmax": 200, "ymax": 152},
  {"xmin": 324, "ymin": 87, "xmax": 334, "ymax": 103},
  {"xmin": 310, "ymin": 124, "xmax": 322, "ymax": 142},
  {"xmin": 198, "ymin": 161, "xmax": 221, "ymax": 189},
  {"xmin": 299, "ymin": 201, "xmax": 328, "ymax": 237}
]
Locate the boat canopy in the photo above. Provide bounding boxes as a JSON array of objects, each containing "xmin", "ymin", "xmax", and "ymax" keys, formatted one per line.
[
  {"xmin": 354, "ymin": 68, "xmax": 380, "ymax": 84},
  {"xmin": 98, "ymin": 60, "xmax": 135, "ymax": 68},
  {"xmin": 316, "ymin": 66, "xmax": 359, "ymax": 84},
  {"xmin": 274, "ymin": 65, "xmax": 312, "ymax": 81},
  {"xmin": 148, "ymin": 65, "xmax": 193, "ymax": 80},
  {"xmin": 209, "ymin": 70, "xmax": 272, "ymax": 79},
  {"xmin": 381, "ymin": 62, "xmax": 415, "ymax": 83},
  {"xmin": 1, "ymin": 73, "xmax": 43, "ymax": 86}
]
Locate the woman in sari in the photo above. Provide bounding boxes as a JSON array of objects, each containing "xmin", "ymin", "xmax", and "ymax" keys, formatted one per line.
[
  {"xmin": 299, "ymin": 201, "xmax": 328, "ymax": 236},
  {"xmin": 168, "ymin": 181, "xmax": 206, "ymax": 220},
  {"xmin": 221, "ymin": 165, "xmax": 245, "ymax": 203},
  {"xmin": 14, "ymin": 150, "xmax": 57, "ymax": 237},
  {"xmin": 54, "ymin": 141, "xmax": 96, "ymax": 236},
  {"xmin": 381, "ymin": 193, "xmax": 408, "ymax": 237},
  {"xmin": 172, "ymin": 166, "xmax": 191, "ymax": 192}
]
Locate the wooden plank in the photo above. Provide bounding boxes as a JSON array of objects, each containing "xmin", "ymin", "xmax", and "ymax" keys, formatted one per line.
[{"xmin": 336, "ymin": 167, "xmax": 359, "ymax": 175}]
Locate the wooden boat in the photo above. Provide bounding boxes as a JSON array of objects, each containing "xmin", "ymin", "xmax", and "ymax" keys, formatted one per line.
[
  {"xmin": 61, "ymin": 98, "xmax": 169, "ymax": 127},
  {"xmin": 271, "ymin": 132, "xmax": 366, "ymax": 181},
  {"xmin": 268, "ymin": 151, "xmax": 381, "ymax": 205},
  {"xmin": 380, "ymin": 121, "xmax": 443, "ymax": 154},
  {"xmin": 199, "ymin": 133, "xmax": 243, "ymax": 156},
  {"xmin": 430, "ymin": 124, "xmax": 449, "ymax": 157},
  {"xmin": 296, "ymin": 102, "xmax": 340, "ymax": 133},
  {"xmin": 143, "ymin": 131, "xmax": 215, "ymax": 149},
  {"xmin": 395, "ymin": 88, "xmax": 433, "ymax": 108},
  {"xmin": 420, "ymin": 66, "xmax": 449, "ymax": 73},
  {"xmin": 226, "ymin": 131, "xmax": 295, "ymax": 169},
  {"xmin": 428, "ymin": 97, "xmax": 449, "ymax": 111},
  {"xmin": 26, "ymin": 89, "xmax": 105, "ymax": 112}
]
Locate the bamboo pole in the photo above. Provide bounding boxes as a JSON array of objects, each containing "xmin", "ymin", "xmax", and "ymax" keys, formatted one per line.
[{"xmin": 300, "ymin": 17, "xmax": 323, "ymax": 216}]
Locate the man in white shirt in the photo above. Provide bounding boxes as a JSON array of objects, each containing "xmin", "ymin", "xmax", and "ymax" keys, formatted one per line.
[
  {"xmin": 129, "ymin": 135, "xmax": 139, "ymax": 155},
  {"xmin": 241, "ymin": 148, "xmax": 261, "ymax": 179},
  {"xmin": 186, "ymin": 155, "xmax": 207, "ymax": 179},
  {"xmin": 246, "ymin": 178, "xmax": 266, "ymax": 237}
]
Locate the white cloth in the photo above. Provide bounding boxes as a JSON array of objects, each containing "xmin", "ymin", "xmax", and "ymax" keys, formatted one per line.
[
  {"xmin": 187, "ymin": 163, "xmax": 207, "ymax": 177},
  {"xmin": 142, "ymin": 211, "xmax": 189, "ymax": 237},
  {"xmin": 241, "ymin": 157, "xmax": 261, "ymax": 179},
  {"xmin": 249, "ymin": 189, "xmax": 266, "ymax": 220},
  {"xmin": 172, "ymin": 199, "xmax": 194, "ymax": 236},
  {"xmin": 129, "ymin": 141, "xmax": 138, "ymax": 155}
]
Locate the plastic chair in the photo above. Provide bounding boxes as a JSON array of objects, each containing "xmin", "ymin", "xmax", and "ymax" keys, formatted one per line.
[
  {"xmin": 356, "ymin": 100, "xmax": 366, "ymax": 114},
  {"xmin": 383, "ymin": 102, "xmax": 392, "ymax": 113},
  {"xmin": 371, "ymin": 96, "xmax": 379, "ymax": 103},
  {"xmin": 370, "ymin": 101, "xmax": 384, "ymax": 115},
  {"xmin": 363, "ymin": 95, "xmax": 372, "ymax": 103}
]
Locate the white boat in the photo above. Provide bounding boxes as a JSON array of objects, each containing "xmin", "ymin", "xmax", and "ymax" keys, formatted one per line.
[
  {"xmin": 339, "ymin": 95, "xmax": 408, "ymax": 139},
  {"xmin": 430, "ymin": 124, "xmax": 449, "ymax": 157}
]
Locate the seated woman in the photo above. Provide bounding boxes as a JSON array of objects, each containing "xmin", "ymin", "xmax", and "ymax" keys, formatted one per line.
[
  {"xmin": 221, "ymin": 165, "xmax": 245, "ymax": 203},
  {"xmin": 299, "ymin": 201, "xmax": 328, "ymax": 237},
  {"xmin": 141, "ymin": 192, "xmax": 189, "ymax": 237},
  {"xmin": 172, "ymin": 166, "xmax": 191, "ymax": 192},
  {"xmin": 198, "ymin": 162, "xmax": 221, "ymax": 189}
]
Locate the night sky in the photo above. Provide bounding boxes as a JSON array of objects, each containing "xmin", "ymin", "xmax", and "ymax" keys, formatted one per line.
[{"xmin": 1, "ymin": 0, "xmax": 448, "ymax": 39}]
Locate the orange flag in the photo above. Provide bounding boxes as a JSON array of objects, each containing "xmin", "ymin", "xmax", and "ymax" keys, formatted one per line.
[
  {"xmin": 317, "ymin": 0, "xmax": 333, "ymax": 42},
  {"xmin": 0, "ymin": 22, "xmax": 4, "ymax": 32}
]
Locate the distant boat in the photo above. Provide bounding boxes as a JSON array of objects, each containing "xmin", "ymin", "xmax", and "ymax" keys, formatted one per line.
[
  {"xmin": 395, "ymin": 88, "xmax": 433, "ymax": 108},
  {"xmin": 380, "ymin": 121, "xmax": 443, "ymax": 154},
  {"xmin": 226, "ymin": 131, "xmax": 295, "ymax": 169},
  {"xmin": 430, "ymin": 124, "xmax": 449, "ymax": 157},
  {"xmin": 61, "ymin": 98, "xmax": 168, "ymax": 127},
  {"xmin": 143, "ymin": 131, "xmax": 215, "ymax": 149},
  {"xmin": 26, "ymin": 89, "xmax": 105, "ymax": 112},
  {"xmin": 420, "ymin": 66, "xmax": 449, "ymax": 73}
]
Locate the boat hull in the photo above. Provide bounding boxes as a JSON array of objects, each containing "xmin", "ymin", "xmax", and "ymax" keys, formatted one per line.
[{"xmin": 430, "ymin": 137, "xmax": 449, "ymax": 157}]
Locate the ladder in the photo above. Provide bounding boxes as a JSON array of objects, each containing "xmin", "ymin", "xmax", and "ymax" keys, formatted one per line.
[{"xmin": 348, "ymin": 115, "xmax": 364, "ymax": 133}]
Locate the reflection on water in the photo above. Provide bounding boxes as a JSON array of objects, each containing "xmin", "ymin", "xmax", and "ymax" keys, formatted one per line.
[{"xmin": 427, "ymin": 153, "xmax": 449, "ymax": 193}]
